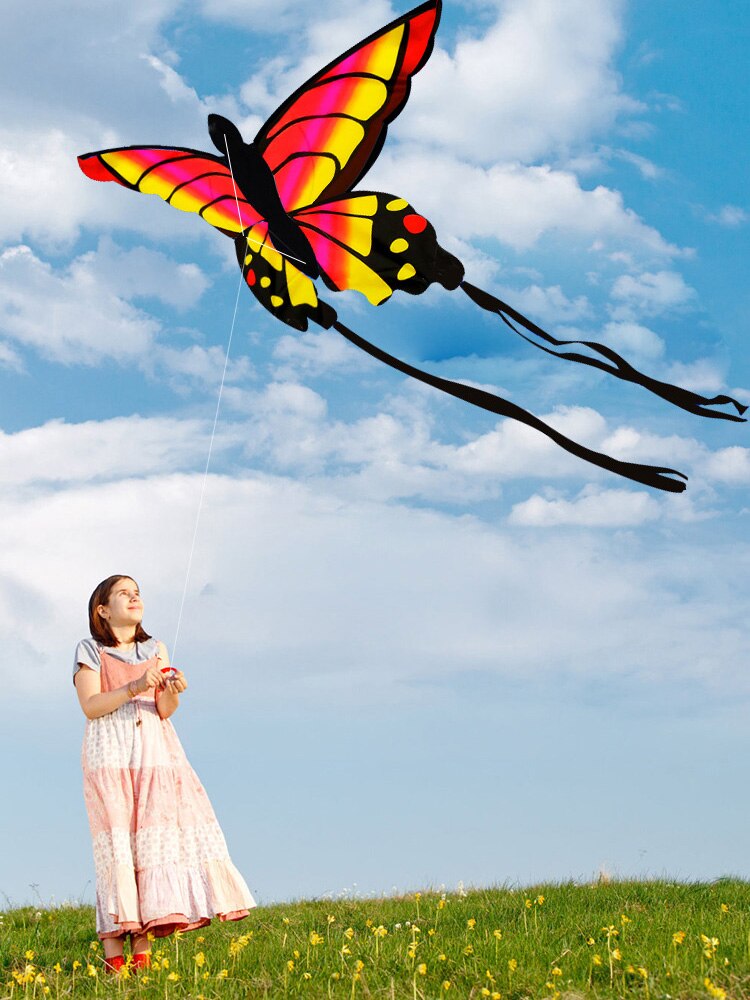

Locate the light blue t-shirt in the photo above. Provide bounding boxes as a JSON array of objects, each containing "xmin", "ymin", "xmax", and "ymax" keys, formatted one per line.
[{"xmin": 73, "ymin": 637, "xmax": 159, "ymax": 682}]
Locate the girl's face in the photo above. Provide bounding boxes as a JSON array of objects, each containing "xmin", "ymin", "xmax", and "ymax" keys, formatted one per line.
[{"xmin": 99, "ymin": 578, "xmax": 144, "ymax": 629}]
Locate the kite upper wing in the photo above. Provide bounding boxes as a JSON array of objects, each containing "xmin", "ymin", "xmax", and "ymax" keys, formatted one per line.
[
  {"xmin": 77, "ymin": 146, "xmax": 263, "ymax": 236},
  {"xmin": 256, "ymin": 0, "xmax": 441, "ymax": 213}
]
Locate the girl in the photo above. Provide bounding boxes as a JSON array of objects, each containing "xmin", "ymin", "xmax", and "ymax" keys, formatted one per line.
[{"xmin": 74, "ymin": 575, "xmax": 256, "ymax": 973}]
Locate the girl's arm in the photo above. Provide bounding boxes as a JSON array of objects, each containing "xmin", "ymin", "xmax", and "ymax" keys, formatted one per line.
[
  {"xmin": 155, "ymin": 642, "xmax": 187, "ymax": 720},
  {"xmin": 74, "ymin": 661, "xmax": 163, "ymax": 719}
]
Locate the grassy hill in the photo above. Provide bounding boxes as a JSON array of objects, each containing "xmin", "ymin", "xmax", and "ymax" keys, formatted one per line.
[{"xmin": 2, "ymin": 880, "xmax": 749, "ymax": 999}]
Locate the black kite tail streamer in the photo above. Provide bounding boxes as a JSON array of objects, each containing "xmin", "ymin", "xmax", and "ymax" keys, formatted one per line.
[
  {"xmin": 461, "ymin": 281, "xmax": 747, "ymax": 423},
  {"xmin": 327, "ymin": 315, "xmax": 688, "ymax": 494}
]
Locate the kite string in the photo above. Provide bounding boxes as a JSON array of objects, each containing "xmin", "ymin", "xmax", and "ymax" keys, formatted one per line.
[{"xmin": 171, "ymin": 140, "xmax": 247, "ymax": 665}]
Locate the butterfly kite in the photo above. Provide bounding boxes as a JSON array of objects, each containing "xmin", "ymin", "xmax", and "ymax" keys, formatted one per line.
[{"xmin": 78, "ymin": 0, "xmax": 745, "ymax": 493}]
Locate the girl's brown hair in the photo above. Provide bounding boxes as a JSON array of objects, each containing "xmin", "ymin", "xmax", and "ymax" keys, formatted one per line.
[{"xmin": 88, "ymin": 575, "xmax": 152, "ymax": 647}]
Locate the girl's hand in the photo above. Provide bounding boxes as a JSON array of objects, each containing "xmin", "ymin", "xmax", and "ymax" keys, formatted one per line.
[
  {"xmin": 138, "ymin": 661, "xmax": 165, "ymax": 694},
  {"xmin": 164, "ymin": 669, "xmax": 187, "ymax": 695}
]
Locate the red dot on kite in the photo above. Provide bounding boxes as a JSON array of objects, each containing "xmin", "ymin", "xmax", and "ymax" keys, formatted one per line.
[
  {"xmin": 246, "ymin": 270, "xmax": 256, "ymax": 286},
  {"xmin": 403, "ymin": 214, "xmax": 427, "ymax": 234}
]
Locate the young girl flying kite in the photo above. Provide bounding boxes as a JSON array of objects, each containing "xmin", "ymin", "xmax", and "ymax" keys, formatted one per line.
[{"xmin": 73, "ymin": 575, "xmax": 255, "ymax": 973}]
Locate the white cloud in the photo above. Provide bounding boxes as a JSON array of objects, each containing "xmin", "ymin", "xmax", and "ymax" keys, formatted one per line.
[
  {"xmin": 661, "ymin": 359, "xmax": 730, "ymax": 397},
  {"xmin": 704, "ymin": 447, "xmax": 750, "ymax": 485},
  {"xmin": 609, "ymin": 270, "xmax": 696, "ymax": 318},
  {"xmin": 509, "ymin": 486, "xmax": 661, "ymax": 527},
  {"xmin": 0, "ymin": 245, "xmax": 158, "ymax": 365},
  {"xmin": 368, "ymin": 150, "xmax": 683, "ymax": 259},
  {"xmin": 600, "ymin": 320, "xmax": 665, "ymax": 360},
  {"xmin": 2, "ymin": 468, "xmax": 749, "ymax": 707},
  {"xmin": 497, "ymin": 283, "xmax": 592, "ymax": 325},
  {"xmin": 404, "ymin": 0, "xmax": 641, "ymax": 165},
  {"xmin": 0, "ymin": 416, "xmax": 234, "ymax": 492},
  {"xmin": 82, "ymin": 237, "xmax": 210, "ymax": 312},
  {"xmin": 272, "ymin": 330, "xmax": 371, "ymax": 379},
  {"xmin": 704, "ymin": 205, "xmax": 749, "ymax": 228},
  {"xmin": 613, "ymin": 149, "xmax": 665, "ymax": 181}
]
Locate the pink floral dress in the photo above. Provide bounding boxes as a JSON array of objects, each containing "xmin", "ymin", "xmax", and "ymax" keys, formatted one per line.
[{"xmin": 78, "ymin": 643, "xmax": 256, "ymax": 939}]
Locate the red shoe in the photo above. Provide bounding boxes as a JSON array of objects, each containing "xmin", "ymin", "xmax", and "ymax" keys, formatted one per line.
[
  {"xmin": 131, "ymin": 953, "xmax": 151, "ymax": 970},
  {"xmin": 104, "ymin": 955, "xmax": 125, "ymax": 974}
]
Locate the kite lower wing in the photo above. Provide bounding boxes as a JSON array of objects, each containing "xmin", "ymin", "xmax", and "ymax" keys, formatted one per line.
[{"xmin": 294, "ymin": 191, "xmax": 463, "ymax": 306}]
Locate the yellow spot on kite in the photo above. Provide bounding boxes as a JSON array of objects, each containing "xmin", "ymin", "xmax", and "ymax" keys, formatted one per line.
[
  {"xmin": 271, "ymin": 295, "xmax": 284, "ymax": 308},
  {"xmin": 285, "ymin": 263, "xmax": 318, "ymax": 308},
  {"xmin": 260, "ymin": 277, "xmax": 271, "ymax": 288},
  {"xmin": 244, "ymin": 253, "xmax": 253, "ymax": 265},
  {"xmin": 262, "ymin": 244, "xmax": 284, "ymax": 271},
  {"xmin": 397, "ymin": 263, "xmax": 417, "ymax": 281},
  {"xmin": 390, "ymin": 238, "xmax": 409, "ymax": 253},
  {"xmin": 386, "ymin": 198, "xmax": 408, "ymax": 212}
]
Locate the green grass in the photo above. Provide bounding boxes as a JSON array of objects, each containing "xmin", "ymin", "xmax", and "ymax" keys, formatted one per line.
[{"xmin": 2, "ymin": 880, "xmax": 750, "ymax": 999}]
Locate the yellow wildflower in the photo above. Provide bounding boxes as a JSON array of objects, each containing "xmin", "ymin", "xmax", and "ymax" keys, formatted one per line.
[
  {"xmin": 415, "ymin": 892, "xmax": 422, "ymax": 901},
  {"xmin": 147, "ymin": 931, "xmax": 156, "ymax": 942},
  {"xmin": 552, "ymin": 967, "xmax": 562, "ymax": 977},
  {"xmin": 620, "ymin": 914, "xmax": 631, "ymax": 925},
  {"xmin": 197, "ymin": 936, "xmax": 205, "ymax": 943},
  {"xmin": 493, "ymin": 929, "xmax": 503, "ymax": 941},
  {"xmin": 217, "ymin": 969, "xmax": 228, "ymax": 979},
  {"xmin": 438, "ymin": 953, "xmax": 447, "ymax": 962},
  {"xmin": 417, "ymin": 963, "xmax": 427, "ymax": 975},
  {"xmin": 467, "ymin": 918, "xmax": 476, "ymax": 929},
  {"xmin": 331, "ymin": 972, "xmax": 340, "ymax": 980},
  {"xmin": 463, "ymin": 944, "xmax": 474, "ymax": 955},
  {"xmin": 365, "ymin": 918, "xmax": 373, "ymax": 927},
  {"xmin": 25, "ymin": 951, "xmax": 35, "ymax": 961},
  {"xmin": 309, "ymin": 931, "xmax": 324, "ymax": 946},
  {"xmin": 282, "ymin": 917, "xmax": 290, "ymax": 925},
  {"xmin": 638, "ymin": 967, "xmax": 648, "ymax": 979},
  {"xmin": 372, "ymin": 925, "xmax": 387, "ymax": 938},
  {"xmin": 442, "ymin": 982, "xmax": 451, "ymax": 991},
  {"xmin": 287, "ymin": 960, "xmax": 295, "ymax": 972},
  {"xmin": 525, "ymin": 898, "xmax": 532, "ymax": 909},
  {"xmin": 354, "ymin": 960, "xmax": 365, "ymax": 973},
  {"xmin": 593, "ymin": 955, "xmax": 603, "ymax": 966},
  {"xmin": 586, "ymin": 937, "xmax": 595, "ymax": 945},
  {"xmin": 86, "ymin": 964, "xmax": 97, "ymax": 977},
  {"xmin": 328, "ymin": 914, "xmax": 336, "ymax": 924},
  {"xmin": 428, "ymin": 928, "xmax": 436, "ymax": 936},
  {"xmin": 481, "ymin": 989, "xmax": 491, "ymax": 997},
  {"xmin": 437, "ymin": 899, "xmax": 446, "ymax": 910},
  {"xmin": 344, "ymin": 927, "xmax": 355, "ymax": 940},
  {"xmin": 705, "ymin": 977, "xmax": 727, "ymax": 1000},
  {"xmin": 721, "ymin": 904, "xmax": 730, "ymax": 914},
  {"xmin": 341, "ymin": 945, "xmax": 351, "ymax": 956},
  {"xmin": 672, "ymin": 931, "xmax": 686, "ymax": 945},
  {"xmin": 302, "ymin": 972, "xmax": 312, "ymax": 980},
  {"xmin": 53, "ymin": 963, "xmax": 62, "ymax": 974},
  {"xmin": 72, "ymin": 960, "xmax": 82, "ymax": 970},
  {"xmin": 167, "ymin": 972, "xmax": 180, "ymax": 981},
  {"xmin": 535, "ymin": 895, "xmax": 545, "ymax": 906},
  {"xmin": 508, "ymin": 959, "xmax": 518, "ymax": 973},
  {"xmin": 194, "ymin": 952, "xmax": 206, "ymax": 967},
  {"xmin": 612, "ymin": 949, "xmax": 622, "ymax": 961}
]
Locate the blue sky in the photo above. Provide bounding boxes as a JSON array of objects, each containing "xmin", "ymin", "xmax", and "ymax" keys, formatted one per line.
[{"xmin": 1, "ymin": 0, "xmax": 749, "ymax": 910}]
